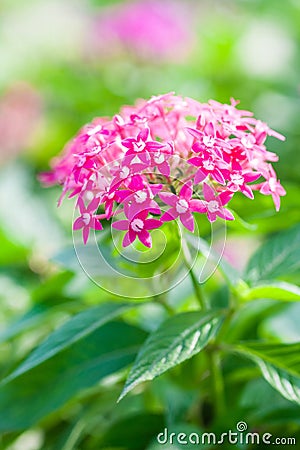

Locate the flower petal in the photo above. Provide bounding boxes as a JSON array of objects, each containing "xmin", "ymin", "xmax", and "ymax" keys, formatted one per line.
[
  {"xmin": 180, "ymin": 212, "xmax": 194, "ymax": 232},
  {"xmin": 202, "ymin": 183, "xmax": 215, "ymax": 202},
  {"xmin": 112, "ymin": 220, "xmax": 129, "ymax": 231},
  {"xmin": 180, "ymin": 181, "xmax": 193, "ymax": 200},
  {"xmin": 144, "ymin": 218, "xmax": 162, "ymax": 230},
  {"xmin": 159, "ymin": 192, "xmax": 177, "ymax": 206},
  {"xmin": 83, "ymin": 226, "xmax": 90, "ymax": 245},
  {"xmin": 138, "ymin": 230, "xmax": 152, "ymax": 248},
  {"xmin": 73, "ymin": 217, "xmax": 84, "ymax": 230},
  {"xmin": 189, "ymin": 199, "xmax": 207, "ymax": 213},
  {"xmin": 160, "ymin": 208, "xmax": 178, "ymax": 222}
]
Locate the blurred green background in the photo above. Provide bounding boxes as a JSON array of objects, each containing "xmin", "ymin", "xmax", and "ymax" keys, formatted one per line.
[{"xmin": 0, "ymin": 0, "xmax": 300, "ymax": 449}]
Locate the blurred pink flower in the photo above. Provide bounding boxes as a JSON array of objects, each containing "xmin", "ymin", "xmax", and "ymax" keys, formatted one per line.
[
  {"xmin": 90, "ymin": 0, "xmax": 194, "ymax": 62},
  {"xmin": 0, "ymin": 83, "xmax": 42, "ymax": 164}
]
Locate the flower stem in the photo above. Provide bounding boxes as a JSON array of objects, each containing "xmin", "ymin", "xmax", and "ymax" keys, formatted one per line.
[
  {"xmin": 154, "ymin": 294, "xmax": 175, "ymax": 315},
  {"xmin": 207, "ymin": 348, "xmax": 225, "ymax": 418},
  {"xmin": 189, "ymin": 265, "xmax": 207, "ymax": 310},
  {"xmin": 182, "ymin": 237, "xmax": 207, "ymax": 310}
]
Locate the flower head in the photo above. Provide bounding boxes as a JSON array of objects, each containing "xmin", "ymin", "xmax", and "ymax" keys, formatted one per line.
[
  {"xmin": 113, "ymin": 210, "xmax": 162, "ymax": 248},
  {"xmin": 41, "ymin": 93, "xmax": 286, "ymax": 248}
]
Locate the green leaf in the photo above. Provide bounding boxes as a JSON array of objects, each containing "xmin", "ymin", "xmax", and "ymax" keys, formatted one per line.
[
  {"xmin": 0, "ymin": 304, "xmax": 48, "ymax": 343},
  {"xmin": 0, "ymin": 321, "xmax": 147, "ymax": 431},
  {"xmin": 240, "ymin": 281, "xmax": 300, "ymax": 302},
  {"xmin": 232, "ymin": 342, "xmax": 300, "ymax": 405},
  {"xmin": 245, "ymin": 225, "xmax": 300, "ymax": 284},
  {"xmin": 4, "ymin": 302, "xmax": 134, "ymax": 382},
  {"xmin": 119, "ymin": 311, "xmax": 224, "ymax": 400}
]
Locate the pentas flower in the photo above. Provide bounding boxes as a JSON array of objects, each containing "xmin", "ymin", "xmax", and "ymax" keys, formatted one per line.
[
  {"xmin": 256, "ymin": 164, "xmax": 286, "ymax": 211},
  {"xmin": 194, "ymin": 183, "xmax": 234, "ymax": 222},
  {"xmin": 112, "ymin": 210, "xmax": 162, "ymax": 248},
  {"xmin": 73, "ymin": 197, "xmax": 103, "ymax": 244},
  {"xmin": 40, "ymin": 93, "xmax": 286, "ymax": 248},
  {"xmin": 159, "ymin": 182, "xmax": 204, "ymax": 232}
]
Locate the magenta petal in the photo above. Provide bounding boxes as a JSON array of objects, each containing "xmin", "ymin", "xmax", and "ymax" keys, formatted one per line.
[
  {"xmin": 212, "ymin": 168, "xmax": 226, "ymax": 185},
  {"xmin": 83, "ymin": 226, "xmax": 90, "ymax": 244},
  {"xmin": 92, "ymin": 218, "xmax": 103, "ymax": 230},
  {"xmin": 116, "ymin": 190, "xmax": 131, "ymax": 202},
  {"xmin": 207, "ymin": 211, "xmax": 217, "ymax": 222},
  {"xmin": 272, "ymin": 192, "xmax": 281, "ymax": 212},
  {"xmin": 88, "ymin": 196, "xmax": 100, "ymax": 213},
  {"xmin": 159, "ymin": 192, "xmax": 177, "ymax": 206},
  {"xmin": 161, "ymin": 208, "xmax": 178, "ymax": 222},
  {"xmin": 243, "ymin": 172, "xmax": 261, "ymax": 183},
  {"xmin": 180, "ymin": 212, "xmax": 194, "ymax": 232},
  {"xmin": 194, "ymin": 169, "xmax": 207, "ymax": 184},
  {"xmin": 139, "ymin": 127, "xmax": 149, "ymax": 142},
  {"xmin": 137, "ymin": 209, "xmax": 149, "ymax": 221},
  {"xmin": 260, "ymin": 183, "xmax": 271, "ymax": 195},
  {"xmin": 150, "ymin": 184, "xmax": 163, "ymax": 195},
  {"xmin": 158, "ymin": 161, "xmax": 170, "ymax": 177},
  {"xmin": 129, "ymin": 175, "xmax": 144, "ymax": 190},
  {"xmin": 217, "ymin": 208, "xmax": 235, "ymax": 221},
  {"xmin": 218, "ymin": 191, "xmax": 233, "ymax": 206},
  {"xmin": 189, "ymin": 199, "xmax": 207, "ymax": 213},
  {"xmin": 186, "ymin": 127, "xmax": 202, "ymax": 139},
  {"xmin": 180, "ymin": 181, "xmax": 193, "ymax": 200},
  {"xmin": 203, "ymin": 183, "xmax": 215, "ymax": 201},
  {"xmin": 205, "ymin": 121, "xmax": 215, "ymax": 136},
  {"xmin": 138, "ymin": 230, "xmax": 152, "ymax": 248},
  {"xmin": 122, "ymin": 138, "xmax": 134, "ymax": 149},
  {"xmin": 128, "ymin": 202, "xmax": 144, "ymax": 221},
  {"xmin": 147, "ymin": 141, "xmax": 164, "ymax": 150},
  {"xmin": 241, "ymin": 184, "xmax": 254, "ymax": 199},
  {"xmin": 147, "ymin": 201, "xmax": 161, "ymax": 216},
  {"xmin": 73, "ymin": 217, "xmax": 84, "ymax": 230},
  {"xmin": 278, "ymin": 185, "xmax": 286, "ymax": 196},
  {"xmin": 112, "ymin": 220, "xmax": 129, "ymax": 231},
  {"xmin": 77, "ymin": 197, "xmax": 86, "ymax": 214},
  {"xmin": 123, "ymin": 231, "xmax": 134, "ymax": 247},
  {"xmin": 188, "ymin": 156, "xmax": 202, "ymax": 167},
  {"xmin": 144, "ymin": 218, "xmax": 162, "ymax": 230}
]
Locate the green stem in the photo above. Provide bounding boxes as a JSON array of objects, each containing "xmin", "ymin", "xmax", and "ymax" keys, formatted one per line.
[
  {"xmin": 181, "ymin": 233, "xmax": 225, "ymax": 418},
  {"xmin": 189, "ymin": 266, "xmax": 206, "ymax": 310},
  {"xmin": 181, "ymin": 237, "xmax": 207, "ymax": 310},
  {"xmin": 207, "ymin": 349, "xmax": 225, "ymax": 418},
  {"xmin": 216, "ymin": 289, "xmax": 239, "ymax": 343},
  {"xmin": 154, "ymin": 294, "xmax": 176, "ymax": 315}
]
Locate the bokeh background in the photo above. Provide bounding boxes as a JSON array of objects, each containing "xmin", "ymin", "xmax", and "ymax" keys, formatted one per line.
[{"xmin": 0, "ymin": 0, "xmax": 300, "ymax": 449}]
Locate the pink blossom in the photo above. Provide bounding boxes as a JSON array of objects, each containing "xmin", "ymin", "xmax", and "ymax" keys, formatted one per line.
[
  {"xmin": 41, "ymin": 93, "xmax": 286, "ymax": 248},
  {"xmin": 258, "ymin": 165, "xmax": 286, "ymax": 211},
  {"xmin": 0, "ymin": 82, "xmax": 42, "ymax": 165},
  {"xmin": 160, "ymin": 182, "xmax": 206, "ymax": 232},
  {"xmin": 73, "ymin": 197, "xmax": 103, "ymax": 244},
  {"xmin": 194, "ymin": 183, "xmax": 234, "ymax": 223},
  {"xmin": 112, "ymin": 210, "xmax": 162, "ymax": 248},
  {"xmin": 188, "ymin": 149, "xmax": 229, "ymax": 185},
  {"xmin": 226, "ymin": 170, "xmax": 261, "ymax": 199},
  {"xmin": 90, "ymin": 0, "xmax": 194, "ymax": 62}
]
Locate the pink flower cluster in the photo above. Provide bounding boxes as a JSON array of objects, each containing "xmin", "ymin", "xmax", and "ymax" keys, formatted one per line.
[{"xmin": 40, "ymin": 93, "xmax": 286, "ymax": 248}]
